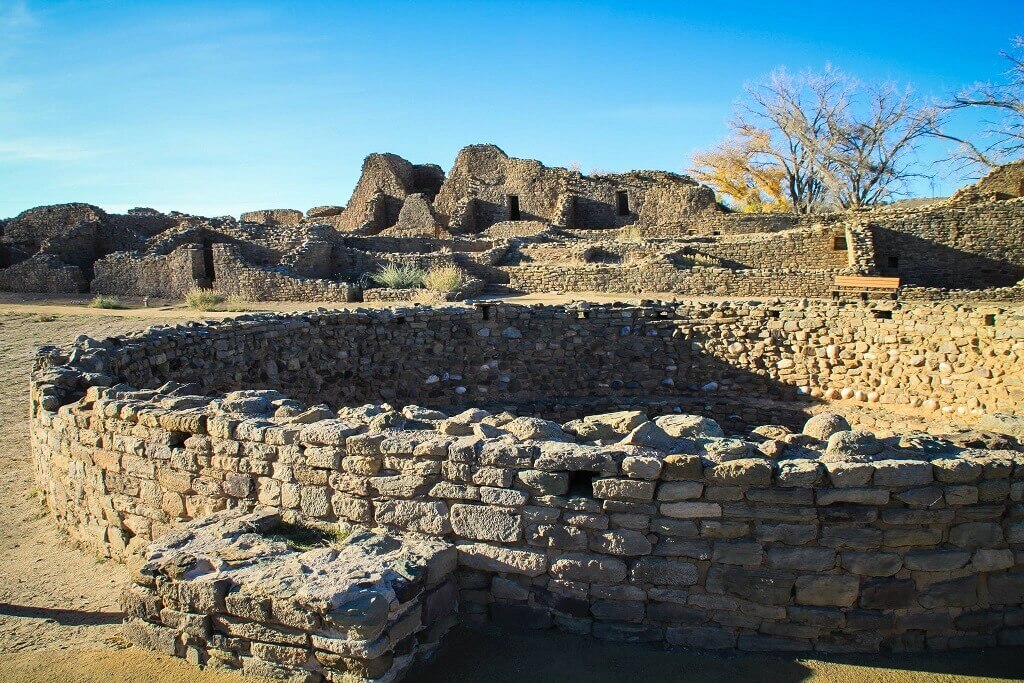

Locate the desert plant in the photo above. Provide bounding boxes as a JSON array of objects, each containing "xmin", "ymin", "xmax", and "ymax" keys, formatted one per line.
[
  {"xmin": 185, "ymin": 287, "xmax": 227, "ymax": 311},
  {"xmin": 89, "ymin": 294, "xmax": 123, "ymax": 309},
  {"xmin": 370, "ymin": 262, "xmax": 425, "ymax": 289},
  {"xmin": 267, "ymin": 521, "xmax": 349, "ymax": 552},
  {"xmin": 422, "ymin": 265, "xmax": 467, "ymax": 292},
  {"xmin": 617, "ymin": 225, "xmax": 645, "ymax": 243},
  {"xmin": 218, "ymin": 294, "xmax": 254, "ymax": 312}
]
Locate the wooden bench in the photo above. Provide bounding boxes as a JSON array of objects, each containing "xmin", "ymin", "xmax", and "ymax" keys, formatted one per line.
[{"xmin": 832, "ymin": 275, "xmax": 901, "ymax": 300}]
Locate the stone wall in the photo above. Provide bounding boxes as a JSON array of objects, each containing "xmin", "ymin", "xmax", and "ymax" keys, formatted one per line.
[
  {"xmin": 503, "ymin": 264, "xmax": 839, "ymax": 298},
  {"xmin": 30, "ymin": 380, "xmax": 1024, "ymax": 653},
  {"xmin": 433, "ymin": 145, "xmax": 721, "ymax": 233},
  {"xmin": 31, "ymin": 301, "xmax": 1024, "ymax": 438},
  {"xmin": 92, "ymin": 245, "xmax": 208, "ymax": 299},
  {"xmin": 866, "ymin": 201, "xmax": 1024, "ymax": 288},
  {"xmin": 239, "ymin": 209, "xmax": 304, "ymax": 226},
  {"xmin": 0, "ymin": 253, "xmax": 87, "ymax": 293},
  {"xmin": 211, "ymin": 244, "xmax": 356, "ymax": 302}
]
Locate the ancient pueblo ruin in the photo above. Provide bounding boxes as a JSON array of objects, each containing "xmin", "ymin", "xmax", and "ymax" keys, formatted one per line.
[{"xmin": 10, "ymin": 145, "xmax": 1024, "ymax": 681}]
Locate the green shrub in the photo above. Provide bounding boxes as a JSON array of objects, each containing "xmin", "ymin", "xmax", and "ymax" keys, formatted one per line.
[
  {"xmin": 89, "ymin": 294, "xmax": 123, "ymax": 309},
  {"xmin": 370, "ymin": 262, "xmax": 425, "ymax": 289},
  {"xmin": 422, "ymin": 265, "xmax": 467, "ymax": 292},
  {"xmin": 185, "ymin": 287, "xmax": 227, "ymax": 310}
]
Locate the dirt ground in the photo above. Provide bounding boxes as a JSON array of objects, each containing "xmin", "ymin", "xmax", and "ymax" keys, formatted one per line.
[{"xmin": 0, "ymin": 295, "xmax": 1021, "ymax": 683}]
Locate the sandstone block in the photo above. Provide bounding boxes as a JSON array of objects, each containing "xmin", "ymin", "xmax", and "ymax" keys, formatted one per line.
[{"xmin": 450, "ymin": 504, "xmax": 521, "ymax": 542}]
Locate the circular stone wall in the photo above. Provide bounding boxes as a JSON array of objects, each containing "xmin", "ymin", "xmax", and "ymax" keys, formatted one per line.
[{"xmin": 30, "ymin": 301, "xmax": 1024, "ymax": 653}]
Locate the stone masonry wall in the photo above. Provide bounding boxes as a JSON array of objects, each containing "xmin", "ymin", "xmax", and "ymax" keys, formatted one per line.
[
  {"xmin": 26, "ymin": 302, "xmax": 1024, "ymax": 654},
  {"xmin": 503, "ymin": 265, "xmax": 839, "ymax": 298},
  {"xmin": 0, "ymin": 253, "xmax": 87, "ymax": 293},
  {"xmin": 92, "ymin": 245, "xmax": 207, "ymax": 299},
  {"xmin": 29, "ymin": 384, "xmax": 1024, "ymax": 653},
  {"xmin": 211, "ymin": 244, "xmax": 356, "ymax": 303}
]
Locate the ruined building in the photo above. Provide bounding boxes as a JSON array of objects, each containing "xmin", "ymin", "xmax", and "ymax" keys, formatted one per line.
[{"xmin": 2, "ymin": 145, "xmax": 1023, "ymax": 302}]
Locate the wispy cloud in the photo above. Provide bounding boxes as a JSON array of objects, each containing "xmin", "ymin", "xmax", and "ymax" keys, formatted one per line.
[
  {"xmin": 0, "ymin": 139, "xmax": 95, "ymax": 162},
  {"xmin": 0, "ymin": 0, "xmax": 37, "ymax": 35}
]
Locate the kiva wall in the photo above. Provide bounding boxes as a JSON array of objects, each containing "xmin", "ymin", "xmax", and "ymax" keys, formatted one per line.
[{"xmin": 29, "ymin": 385, "xmax": 1024, "ymax": 653}]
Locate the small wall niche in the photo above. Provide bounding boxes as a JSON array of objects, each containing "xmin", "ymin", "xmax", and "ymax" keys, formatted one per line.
[
  {"xmin": 984, "ymin": 313, "xmax": 997, "ymax": 327},
  {"xmin": 833, "ymin": 234, "xmax": 848, "ymax": 251},
  {"xmin": 873, "ymin": 309, "xmax": 893, "ymax": 320}
]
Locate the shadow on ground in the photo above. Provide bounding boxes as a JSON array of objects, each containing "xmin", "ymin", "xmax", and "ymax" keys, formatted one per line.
[
  {"xmin": 416, "ymin": 625, "xmax": 1024, "ymax": 683},
  {"xmin": 0, "ymin": 603, "xmax": 124, "ymax": 626}
]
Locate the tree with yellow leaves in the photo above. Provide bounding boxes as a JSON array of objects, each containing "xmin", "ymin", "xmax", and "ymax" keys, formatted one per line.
[{"xmin": 691, "ymin": 129, "xmax": 787, "ymax": 212}]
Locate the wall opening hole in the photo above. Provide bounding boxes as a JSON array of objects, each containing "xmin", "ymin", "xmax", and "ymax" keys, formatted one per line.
[
  {"xmin": 616, "ymin": 191, "xmax": 630, "ymax": 216},
  {"xmin": 396, "ymin": 316, "xmax": 406, "ymax": 325},
  {"xmin": 873, "ymin": 310, "xmax": 893, "ymax": 320},
  {"xmin": 768, "ymin": 310, "xmax": 781, "ymax": 319},
  {"xmin": 712, "ymin": 230, "xmax": 721, "ymax": 236},
  {"xmin": 886, "ymin": 255, "xmax": 899, "ymax": 269},
  {"xmin": 507, "ymin": 195, "xmax": 521, "ymax": 221},
  {"xmin": 984, "ymin": 314, "xmax": 996, "ymax": 327},
  {"xmin": 202, "ymin": 239, "xmax": 216, "ymax": 282},
  {"xmin": 833, "ymin": 234, "xmax": 848, "ymax": 251},
  {"xmin": 568, "ymin": 471, "xmax": 596, "ymax": 498},
  {"xmin": 480, "ymin": 304, "xmax": 491, "ymax": 321}
]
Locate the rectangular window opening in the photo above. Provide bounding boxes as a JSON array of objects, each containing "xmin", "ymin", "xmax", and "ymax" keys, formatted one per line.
[
  {"xmin": 616, "ymin": 190, "xmax": 630, "ymax": 216},
  {"xmin": 984, "ymin": 314, "xmax": 996, "ymax": 327},
  {"xmin": 873, "ymin": 310, "xmax": 893, "ymax": 320},
  {"xmin": 507, "ymin": 195, "xmax": 521, "ymax": 221},
  {"xmin": 833, "ymin": 234, "xmax": 848, "ymax": 251}
]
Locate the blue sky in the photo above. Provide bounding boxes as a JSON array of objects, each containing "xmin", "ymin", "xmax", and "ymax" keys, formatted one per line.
[{"xmin": 1, "ymin": 1, "xmax": 1019, "ymax": 217}]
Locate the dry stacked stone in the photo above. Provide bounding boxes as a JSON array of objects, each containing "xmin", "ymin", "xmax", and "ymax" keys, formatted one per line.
[{"xmin": 123, "ymin": 509, "xmax": 457, "ymax": 682}]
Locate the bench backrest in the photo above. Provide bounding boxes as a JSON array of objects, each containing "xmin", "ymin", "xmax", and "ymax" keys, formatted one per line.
[{"xmin": 834, "ymin": 275, "xmax": 901, "ymax": 289}]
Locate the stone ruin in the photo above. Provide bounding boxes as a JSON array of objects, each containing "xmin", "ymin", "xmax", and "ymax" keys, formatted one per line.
[
  {"xmin": 29, "ymin": 299, "xmax": 1024, "ymax": 681},
  {"xmin": 2, "ymin": 146, "xmax": 1024, "ymax": 303}
]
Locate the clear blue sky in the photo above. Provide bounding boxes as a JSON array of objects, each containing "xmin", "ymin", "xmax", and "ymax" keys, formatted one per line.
[{"xmin": 1, "ymin": 1, "xmax": 1019, "ymax": 217}]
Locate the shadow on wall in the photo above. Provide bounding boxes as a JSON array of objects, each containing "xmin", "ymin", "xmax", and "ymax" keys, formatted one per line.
[
  {"xmin": 871, "ymin": 227, "xmax": 1024, "ymax": 288},
  {"xmin": 127, "ymin": 306, "xmax": 823, "ymax": 431},
  {"xmin": 417, "ymin": 625, "xmax": 1024, "ymax": 683}
]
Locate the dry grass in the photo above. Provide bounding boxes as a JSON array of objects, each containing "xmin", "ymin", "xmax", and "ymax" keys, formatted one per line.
[
  {"xmin": 370, "ymin": 262, "xmax": 426, "ymax": 289},
  {"xmin": 89, "ymin": 294, "xmax": 124, "ymax": 309},
  {"xmin": 184, "ymin": 287, "xmax": 227, "ymax": 311},
  {"xmin": 616, "ymin": 225, "xmax": 645, "ymax": 243},
  {"xmin": 422, "ymin": 265, "xmax": 467, "ymax": 292}
]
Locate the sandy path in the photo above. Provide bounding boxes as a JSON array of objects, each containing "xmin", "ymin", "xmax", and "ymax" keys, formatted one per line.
[{"xmin": 0, "ymin": 303, "xmax": 1020, "ymax": 682}]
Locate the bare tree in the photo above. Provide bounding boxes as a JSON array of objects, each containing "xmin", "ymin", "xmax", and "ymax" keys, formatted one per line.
[
  {"xmin": 740, "ymin": 67, "xmax": 937, "ymax": 210},
  {"xmin": 934, "ymin": 37, "xmax": 1024, "ymax": 172},
  {"xmin": 736, "ymin": 68, "xmax": 838, "ymax": 213}
]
